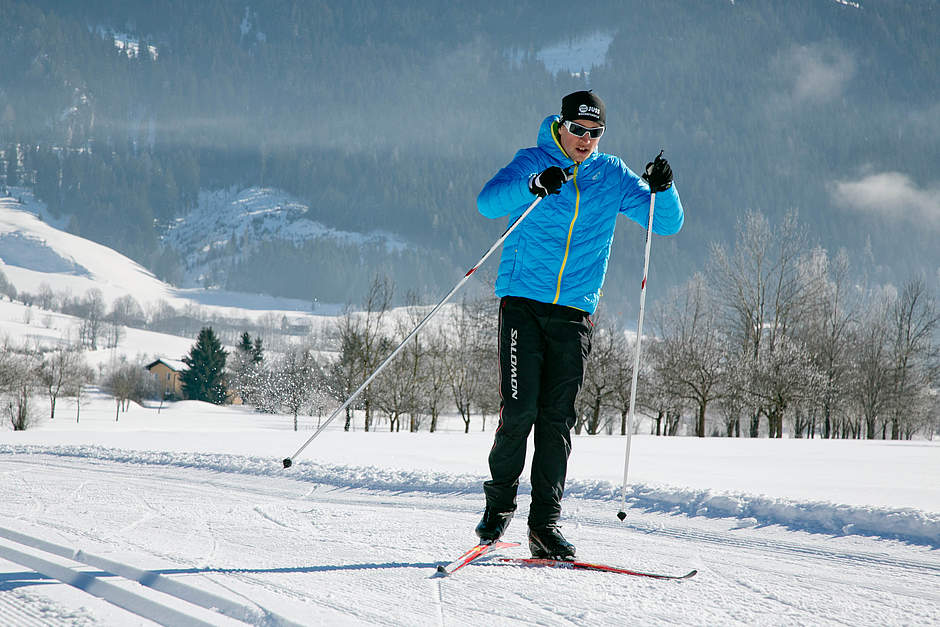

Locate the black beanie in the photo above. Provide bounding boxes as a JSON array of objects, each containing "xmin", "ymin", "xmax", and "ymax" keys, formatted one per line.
[{"xmin": 560, "ymin": 90, "xmax": 606, "ymax": 126}]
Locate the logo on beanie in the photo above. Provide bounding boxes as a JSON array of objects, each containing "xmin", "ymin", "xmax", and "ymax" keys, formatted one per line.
[{"xmin": 578, "ymin": 104, "xmax": 601, "ymax": 118}]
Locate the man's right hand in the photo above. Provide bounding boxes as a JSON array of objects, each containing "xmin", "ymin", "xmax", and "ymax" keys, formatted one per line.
[{"xmin": 529, "ymin": 166, "xmax": 568, "ymax": 198}]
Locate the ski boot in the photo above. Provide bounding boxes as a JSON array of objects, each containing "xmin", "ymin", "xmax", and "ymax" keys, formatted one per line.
[
  {"xmin": 528, "ymin": 525, "xmax": 576, "ymax": 560},
  {"xmin": 475, "ymin": 507, "xmax": 514, "ymax": 543}
]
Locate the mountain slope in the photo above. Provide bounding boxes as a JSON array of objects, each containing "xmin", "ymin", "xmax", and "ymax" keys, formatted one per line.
[{"xmin": 0, "ymin": 187, "xmax": 320, "ymax": 316}]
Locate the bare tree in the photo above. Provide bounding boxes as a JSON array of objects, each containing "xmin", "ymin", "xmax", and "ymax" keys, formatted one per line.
[
  {"xmin": 0, "ymin": 267, "xmax": 16, "ymax": 300},
  {"xmin": 373, "ymin": 333, "xmax": 411, "ymax": 432},
  {"xmin": 850, "ymin": 293, "xmax": 893, "ymax": 439},
  {"xmin": 37, "ymin": 347, "xmax": 87, "ymax": 420},
  {"xmin": 607, "ymin": 328, "xmax": 636, "ymax": 436},
  {"xmin": 653, "ymin": 273, "xmax": 727, "ymax": 437},
  {"xmin": 717, "ymin": 355, "xmax": 750, "ymax": 437},
  {"xmin": 400, "ymin": 296, "xmax": 430, "ymax": 432},
  {"xmin": 708, "ymin": 210, "xmax": 817, "ymax": 437},
  {"xmin": 328, "ymin": 312, "xmax": 365, "ymax": 431},
  {"xmin": 75, "ymin": 288, "xmax": 107, "ymax": 350},
  {"xmin": 276, "ymin": 346, "xmax": 321, "ymax": 431},
  {"xmin": 1, "ymin": 345, "xmax": 39, "ymax": 430},
  {"xmin": 358, "ymin": 276, "xmax": 394, "ymax": 432},
  {"xmin": 37, "ymin": 282, "xmax": 55, "ymax": 310},
  {"xmin": 69, "ymin": 363, "xmax": 96, "ymax": 423},
  {"xmin": 423, "ymin": 329, "xmax": 452, "ymax": 433},
  {"xmin": 448, "ymin": 302, "xmax": 483, "ymax": 434},
  {"xmin": 103, "ymin": 358, "xmax": 150, "ymax": 420},
  {"xmin": 640, "ymin": 350, "xmax": 684, "ymax": 436},
  {"xmin": 748, "ymin": 335, "xmax": 822, "ymax": 438},
  {"xmin": 886, "ymin": 278, "xmax": 939, "ymax": 439},
  {"xmin": 474, "ymin": 349, "xmax": 500, "ymax": 432},
  {"xmin": 798, "ymin": 249, "xmax": 857, "ymax": 438},
  {"xmin": 467, "ymin": 297, "xmax": 500, "ymax": 432},
  {"xmin": 579, "ymin": 321, "xmax": 617, "ymax": 435},
  {"xmin": 110, "ymin": 294, "xmax": 146, "ymax": 327}
]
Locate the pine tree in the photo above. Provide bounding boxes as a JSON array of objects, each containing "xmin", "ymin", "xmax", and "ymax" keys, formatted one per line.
[
  {"xmin": 238, "ymin": 331, "xmax": 252, "ymax": 355},
  {"xmin": 180, "ymin": 327, "xmax": 228, "ymax": 404},
  {"xmin": 231, "ymin": 331, "xmax": 261, "ymax": 405},
  {"xmin": 252, "ymin": 336, "xmax": 264, "ymax": 364}
]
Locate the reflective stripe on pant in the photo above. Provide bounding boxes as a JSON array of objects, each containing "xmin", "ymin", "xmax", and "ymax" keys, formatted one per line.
[{"xmin": 484, "ymin": 296, "xmax": 592, "ymax": 528}]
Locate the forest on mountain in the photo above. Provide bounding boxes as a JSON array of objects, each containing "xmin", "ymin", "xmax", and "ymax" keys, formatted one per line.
[{"xmin": 0, "ymin": 0, "xmax": 937, "ymax": 310}]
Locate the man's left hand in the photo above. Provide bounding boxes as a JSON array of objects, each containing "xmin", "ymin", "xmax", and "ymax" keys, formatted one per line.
[{"xmin": 642, "ymin": 151, "xmax": 673, "ymax": 193}]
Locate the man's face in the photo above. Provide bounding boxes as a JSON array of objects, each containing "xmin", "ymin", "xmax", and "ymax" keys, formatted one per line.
[{"xmin": 558, "ymin": 118, "xmax": 603, "ymax": 163}]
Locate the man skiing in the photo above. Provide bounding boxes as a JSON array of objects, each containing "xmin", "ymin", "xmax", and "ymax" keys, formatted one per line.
[{"xmin": 475, "ymin": 90, "xmax": 684, "ymax": 559}]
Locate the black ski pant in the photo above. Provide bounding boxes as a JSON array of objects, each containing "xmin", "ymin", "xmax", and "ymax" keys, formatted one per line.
[{"xmin": 484, "ymin": 296, "xmax": 593, "ymax": 529}]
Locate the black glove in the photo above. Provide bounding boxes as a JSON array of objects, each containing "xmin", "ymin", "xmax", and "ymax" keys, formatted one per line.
[
  {"xmin": 642, "ymin": 150, "xmax": 673, "ymax": 193},
  {"xmin": 529, "ymin": 166, "xmax": 568, "ymax": 198}
]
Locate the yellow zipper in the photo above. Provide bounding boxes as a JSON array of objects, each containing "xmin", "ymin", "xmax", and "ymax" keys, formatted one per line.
[{"xmin": 553, "ymin": 163, "xmax": 579, "ymax": 304}]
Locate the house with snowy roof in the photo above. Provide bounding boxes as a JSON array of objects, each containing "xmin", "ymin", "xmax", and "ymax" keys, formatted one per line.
[{"xmin": 145, "ymin": 357, "xmax": 186, "ymax": 400}]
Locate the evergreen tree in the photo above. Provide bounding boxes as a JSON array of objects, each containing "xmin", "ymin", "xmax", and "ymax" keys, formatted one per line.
[
  {"xmin": 238, "ymin": 331, "xmax": 252, "ymax": 355},
  {"xmin": 252, "ymin": 336, "xmax": 264, "ymax": 364},
  {"xmin": 230, "ymin": 331, "xmax": 262, "ymax": 405},
  {"xmin": 180, "ymin": 327, "xmax": 228, "ymax": 404}
]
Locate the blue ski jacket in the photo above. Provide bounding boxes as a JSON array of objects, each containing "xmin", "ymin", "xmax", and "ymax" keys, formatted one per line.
[{"xmin": 478, "ymin": 115, "xmax": 684, "ymax": 314}]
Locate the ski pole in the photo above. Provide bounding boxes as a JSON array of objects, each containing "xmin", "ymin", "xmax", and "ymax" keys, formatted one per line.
[
  {"xmin": 617, "ymin": 190, "xmax": 656, "ymax": 521},
  {"xmin": 283, "ymin": 193, "xmax": 547, "ymax": 469}
]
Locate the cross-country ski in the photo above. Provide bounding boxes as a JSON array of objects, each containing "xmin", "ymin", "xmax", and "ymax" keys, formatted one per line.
[
  {"xmin": 435, "ymin": 541, "xmax": 521, "ymax": 576},
  {"xmin": 494, "ymin": 557, "xmax": 698, "ymax": 580}
]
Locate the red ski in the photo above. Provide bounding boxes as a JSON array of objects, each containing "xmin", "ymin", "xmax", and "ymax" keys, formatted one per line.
[
  {"xmin": 435, "ymin": 541, "xmax": 520, "ymax": 577},
  {"xmin": 496, "ymin": 557, "xmax": 697, "ymax": 580}
]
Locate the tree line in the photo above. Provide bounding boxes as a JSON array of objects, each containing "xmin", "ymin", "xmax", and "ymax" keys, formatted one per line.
[
  {"xmin": 3, "ymin": 210, "xmax": 937, "ymax": 436},
  {"xmin": 644, "ymin": 211, "xmax": 939, "ymax": 440},
  {"xmin": 213, "ymin": 205, "xmax": 940, "ymax": 440}
]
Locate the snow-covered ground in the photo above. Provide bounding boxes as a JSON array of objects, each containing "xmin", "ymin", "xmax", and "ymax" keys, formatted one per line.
[
  {"xmin": 1, "ymin": 185, "xmax": 938, "ymax": 625},
  {"xmin": 0, "ymin": 395, "xmax": 938, "ymax": 626}
]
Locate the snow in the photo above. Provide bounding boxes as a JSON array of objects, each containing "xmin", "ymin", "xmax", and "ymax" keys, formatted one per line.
[
  {"xmin": 94, "ymin": 26, "xmax": 159, "ymax": 60},
  {"xmin": 0, "ymin": 192, "xmax": 167, "ymax": 304},
  {"xmin": 162, "ymin": 187, "xmax": 409, "ymax": 289},
  {"xmin": 0, "ymin": 188, "xmax": 338, "ymax": 321},
  {"xmin": 506, "ymin": 32, "xmax": 613, "ymax": 79},
  {"xmin": 536, "ymin": 32, "xmax": 614, "ymax": 77},
  {"xmin": 0, "ymin": 186, "xmax": 938, "ymax": 625},
  {"xmin": 1, "ymin": 399, "xmax": 938, "ymax": 625}
]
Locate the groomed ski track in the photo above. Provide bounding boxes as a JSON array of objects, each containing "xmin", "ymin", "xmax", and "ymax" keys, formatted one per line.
[{"xmin": 1, "ymin": 451, "xmax": 937, "ymax": 626}]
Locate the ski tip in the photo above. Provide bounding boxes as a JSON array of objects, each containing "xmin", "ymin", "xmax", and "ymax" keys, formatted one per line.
[
  {"xmin": 683, "ymin": 569, "xmax": 698, "ymax": 579},
  {"xmin": 282, "ymin": 458, "xmax": 292, "ymax": 469}
]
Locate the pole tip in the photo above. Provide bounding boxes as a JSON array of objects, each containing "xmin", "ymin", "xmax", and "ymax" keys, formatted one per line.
[
  {"xmin": 282, "ymin": 458, "xmax": 292, "ymax": 469},
  {"xmin": 616, "ymin": 511, "xmax": 627, "ymax": 521}
]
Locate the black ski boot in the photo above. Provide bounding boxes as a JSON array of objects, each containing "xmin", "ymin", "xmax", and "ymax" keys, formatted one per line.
[
  {"xmin": 475, "ymin": 507, "xmax": 514, "ymax": 543},
  {"xmin": 528, "ymin": 525, "xmax": 576, "ymax": 560}
]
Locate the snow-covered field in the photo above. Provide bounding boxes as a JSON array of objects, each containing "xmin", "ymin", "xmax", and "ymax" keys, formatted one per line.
[
  {"xmin": 1, "ymin": 187, "xmax": 938, "ymax": 625},
  {"xmin": 1, "ymin": 395, "xmax": 938, "ymax": 626}
]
